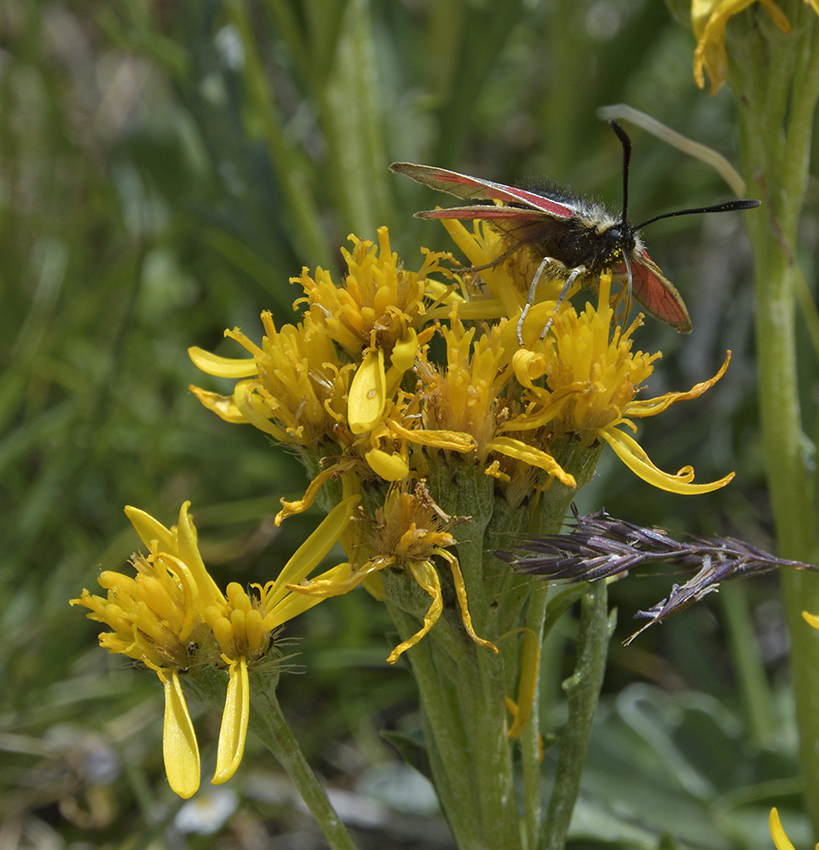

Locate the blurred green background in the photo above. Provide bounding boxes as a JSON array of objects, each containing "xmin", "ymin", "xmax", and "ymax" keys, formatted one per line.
[{"xmin": 3, "ymin": 1, "xmax": 815, "ymax": 847}]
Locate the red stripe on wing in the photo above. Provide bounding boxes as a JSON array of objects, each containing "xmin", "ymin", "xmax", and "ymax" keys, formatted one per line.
[
  {"xmin": 416, "ymin": 206, "xmax": 549, "ymax": 221},
  {"xmin": 390, "ymin": 162, "xmax": 576, "ymax": 218}
]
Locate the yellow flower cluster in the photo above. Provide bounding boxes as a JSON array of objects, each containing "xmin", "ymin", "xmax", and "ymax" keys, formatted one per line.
[
  {"xmin": 189, "ymin": 220, "xmax": 733, "ymax": 664},
  {"xmin": 72, "ymin": 498, "xmax": 358, "ymax": 798}
]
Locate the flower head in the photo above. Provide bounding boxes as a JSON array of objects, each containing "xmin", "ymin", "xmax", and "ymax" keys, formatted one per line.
[
  {"xmin": 287, "ymin": 481, "xmax": 498, "ymax": 663},
  {"xmin": 187, "ymin": 216, "xmax": 736, "ymax": 661},
  {"xmin": 502, "ymin": 275, "xmax": 734, "ymax": 494},
  {"xmin": 72, "ymin": 497, "xmax": 357, "ymax": 796},
  {"xmin": 692, "ymin": 0, "xmax": 794, "ymax": 94}
]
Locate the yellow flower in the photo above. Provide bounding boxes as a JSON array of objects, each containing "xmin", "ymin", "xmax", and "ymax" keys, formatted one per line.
[
  {"xmin": 692, "ymin": 0, "xmax": 793, "ymax": 94},
  {"xmin": 72, "ymin": 497, "xmax": 358, "ymax": 796},
  {"xmin": 295, "ymin": 227, "xmax": 446, "ymax": 357},
  {"xmin": 417, "ymin": 310, "xmax": 514, "ymax": 458},
  {"xmin": 501, "ymin": 275, "xmax": 735, "ymax": 494},
  {"xmin": 428, "ymin": 218, "xmax": 568, "ymax": 325},
  {"xmin": 769, "ymin": 807, "xmax": 819, "ymax": 850},
  {"xmin": 287, "ymin": 481, "xmax": 498, "ymax": 663},
  {"xmin": 189, "ymin": 315, "xmax": 352, "ymax": 451}
]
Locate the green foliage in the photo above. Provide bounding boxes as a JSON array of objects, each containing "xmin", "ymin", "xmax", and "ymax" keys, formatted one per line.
[{"xmin": 1, "ymin": 0, "xmax": 811, "ymax": 846}]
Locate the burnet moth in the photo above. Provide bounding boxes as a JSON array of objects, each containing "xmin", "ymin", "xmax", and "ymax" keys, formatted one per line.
[{"xmin": 391, "ymin": 120, "xmax": 760, "ymax": 344}]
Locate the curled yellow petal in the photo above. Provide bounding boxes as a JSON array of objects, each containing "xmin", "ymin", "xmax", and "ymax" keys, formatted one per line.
[
  {"xmin": 161, "ymin": 669, "xmax": 201, "ymax": 799},
  {"xmin": 275, "ymin": 463, "xmax": 357, "ymax": 524},
  {"xmin": 386, "ymin": 560, "xmax": 443, "ymax": 664},
  {"xmin": 213, "ymin": 657, "xmax": 249, "ymax": 785},
  {"xmin": 600, "ymin": 428, "xmax": 734, "ymax": 494},
  {"xmin": 769, "ymin": 808, "xmax": 797, "ymax": 850},
  {"xmin": 803, "ymin": 611, "xmax": 819, "ymax": 631},
  {"xmin": 188, "ymin": 385, "xmax": 247, "ymax": 424},
  {"xmin": 386, "ymin": 419, "xmax": 477, "ymax": 453},
  {"xmin": 487, "ymin": 437, "xmax": 576, "ymax": 488},
  {"xmin": 626, "ymin": 352, "xmax": 731, "ymax": 419},
  {"xmin": 349, "ymin": 349, "xmax": 386, "ymax": 434},
  {"xmin": 436, "ymin": 548, "xmax": 497, "ymax": 655},
  {"xmin": 366, "ymin": 447, "xmax": 410, "ymax": 481},
  {"xmin": 188, "ymin": 346, "xmax": 258, "ymax": 378}
]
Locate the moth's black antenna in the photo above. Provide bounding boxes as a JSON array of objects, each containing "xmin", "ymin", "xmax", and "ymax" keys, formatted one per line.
[
  {"xmin": 609, "ymin": 120, "xmax": 632, "ymax": 225},
  {"xmin": 635, "ymin": 199, "xmax": 760, "ymax": 231}
]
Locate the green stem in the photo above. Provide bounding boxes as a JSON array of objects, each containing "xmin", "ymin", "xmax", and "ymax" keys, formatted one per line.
[
  {"xmin": 730, "ymin": 5, "xmax": 819, "ymax": 835},
  {"xmin": 538, "ymin": 581, "xmax": 613, "ymax": 850},
  {"xmin": 522, "ymin": 583, "xmax": 550, "ymax": 850},
  {"xmin": 251, "ymin": 687, "xmax": 360, "ymax": 850},
  {"xmin": 386, "ymin": 599, "xmax": 520, "ymax": 850},
  {"xmin": 719, "ymin": 582, "xmax": 775, "ymax": 747},
  {"xmin": 539, "ymin": 581, "xmax": 612, "ymax": 850}
]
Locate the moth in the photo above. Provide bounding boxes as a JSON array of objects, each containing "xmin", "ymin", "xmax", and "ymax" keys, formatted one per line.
[{"xmin": 391, "ymin": 121, "xmax": 760, "ymax": 343}]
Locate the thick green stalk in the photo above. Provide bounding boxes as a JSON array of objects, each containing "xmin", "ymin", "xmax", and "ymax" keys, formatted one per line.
[
  {"xmin": 385, "ymin": 596, "xmax": 519, "ymax": 850},
  {"xmin": 729, "ymin": 5, "xmax": 819, "ymax": 835},
  {"xmin": 382, "ymin": 446, "xmax": 605, "ymax": 850}
]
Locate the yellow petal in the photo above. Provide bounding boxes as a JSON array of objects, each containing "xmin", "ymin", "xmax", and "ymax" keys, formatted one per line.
[
  {"xmin": 270, "ymin": 563, "xmax": 356, "ymax": 623},
  {"xmin": 366, "ymin": 447, "xmax": 410, "ymax": 481},
  {"xmin": 268, "ymin": 496, "xmax": 361, "ymax": 605},
  {"xmin": 769, "ymin": 808, "xmax": 797, "ymax": 850},
  {"xmin": 124, "ymin": 506, "xmax": 178, "ymax": 554},
  {"xmin": 275, "ymin": 464, "xmax": 356, "ymax": 524},
  {"xmin": 188, "ymin": 346, "xmax": 258, "ymax": 378},
  {"xmin": 487, "ymin": 436, "xmax": 576, "ymax": 488},
  {"xmin": 213, "ymin": 657, "xmax": 249, "ymax": 785},
  {"xmin": 175, "ymin": 502, "xmax": 226, "ymax": 610},
  {"xmin": 286, "ymin": 562, "xmax": 375, "ymax": 600},
  {"xmin": 390, "ymin": 329, "xmax": 419, "ymax": 373},
  {"xmin": 386, "ymin": 560, "xmax": 443, "ymax": 664},
  {"xmin": 436, "ymin": 548, "xmax": 497, "ymax": 654},
  {"xmin": 188, "ymin": 385, "xmax": 248, "ymax": 424},
  {"xmin": 802, "ymin": 611, "xmax": 819, "ymax": 630},
  {"xmin": 386, "ymin": 419, "xmax": 477, "ymax": 453},
  {"xmin": 349, "ymin": 349, "xmax": 386, "ymax": 434},
  {"xmin": 626, "ymin": 352, "xmax": 731, "ymax": 419},
  {"xmin": 600, "ymin": 428, "xmax": 735, "ymax": 494},
  {"xmin": 161, "ymin": 670, "xmax": 201, "ymax": 799},
  {"xmin": 508, "ymin": 627, "xmax": 540, "ymax": 739}
]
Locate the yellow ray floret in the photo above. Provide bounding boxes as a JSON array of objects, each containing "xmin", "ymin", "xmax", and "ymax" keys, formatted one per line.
[{"xmin": 692, "ymin": 0, "xmax": 793, "ymax": 94}]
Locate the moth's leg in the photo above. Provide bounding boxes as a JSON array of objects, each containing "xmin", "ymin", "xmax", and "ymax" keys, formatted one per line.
[
  {"xmin": 540, "ymin": 265, "xmax": 586, "ymax": 339},
  {"xmin": 516, "ymin": 260, "xmax": 586, "ymax": 345},
  {"xmin": 517, "ymin": 257, "xmax": 556, "ymax": 345}
]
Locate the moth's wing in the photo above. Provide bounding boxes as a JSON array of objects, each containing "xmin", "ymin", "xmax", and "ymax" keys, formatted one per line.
[
  {"xmin": 390, "ymin": 162, "xmax": 575, "ymax": 217},
  {"xmin": 619, "ymin": 253, "xmax": 692, "ymax": 333},
  {"xmin": 416, "ymin": 205, "xmax": 570, "ymax": 249}
]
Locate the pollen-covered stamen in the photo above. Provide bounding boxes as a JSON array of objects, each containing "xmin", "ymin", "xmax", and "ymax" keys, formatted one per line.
[
  {"xmin": 203, "ymin": 582, "xmax": 271, "ymax": 662},
  {"xmin": 295, "ymin": 227, "xmax": 447, "ymax": 358}
]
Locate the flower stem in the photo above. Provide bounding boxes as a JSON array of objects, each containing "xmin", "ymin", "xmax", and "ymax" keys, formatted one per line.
[
  {"xmin": 539, "ymin": 580, "xmax": 612, "ymax": 850},
  {"xmin": 730, "ymin": 5, "xmax": 819, "ymax": 834},
  {"xmin": 251, "ymin": 687, "xmax": 360, "ymax": 850}
]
